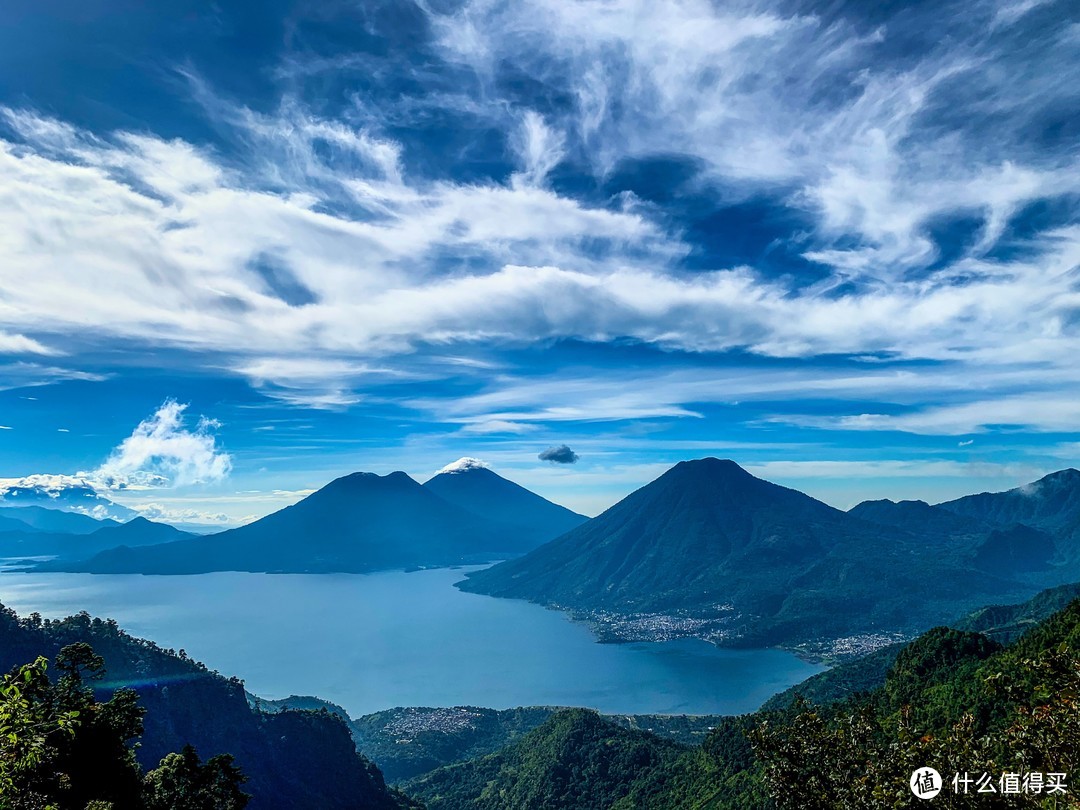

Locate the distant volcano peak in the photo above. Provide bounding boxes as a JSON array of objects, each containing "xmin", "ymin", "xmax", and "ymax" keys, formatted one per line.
[
  {"xmin": 436, "ymin": 457, "xmax": 491, "ymax": 475},
  {"xmin": 671, "ymin": 457, "xmax": 751, "ymax": 475},
  {"xmin": 320, "ymin": 470, "xmax": 419, "ymax": 495},
  {"xmin": 659, "ymin": 458, "xmax": 763, "ymax": 493}
]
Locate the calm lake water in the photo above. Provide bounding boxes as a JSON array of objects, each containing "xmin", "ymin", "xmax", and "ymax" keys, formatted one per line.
[{"xmin": 0, "ymin": 566, "xmax": 822, "ymax": 717}]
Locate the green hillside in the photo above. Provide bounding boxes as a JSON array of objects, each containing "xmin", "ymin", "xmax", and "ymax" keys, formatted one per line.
[
  {"xmin": 403, "ymin": 708, "xmax": 686, "ymax": 809},
  {"xmin": 398, "ymin": 596, "xmax": 1080, "ymax": 809}
]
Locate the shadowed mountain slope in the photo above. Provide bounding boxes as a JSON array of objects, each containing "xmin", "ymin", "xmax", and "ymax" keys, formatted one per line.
[
  {"xmin": 423, "ymin": 460, "xmax": 587, "ymax": 551},
  {"xmin": 82, "ymin": 516, "xmax": 193, "ymax": 546},
  {"xmin": 0, "ymin": 511, "xmax": 41, "ymax": 534},
  {"xmin": 848, "ymin": 496, "xmax": 1058, "ymax": 574},
  {"xmin": 459, "ymin": 459, "xmax": 1038, "ymax": 646},
  {"xmin": 848, "ymin": 498, "xmax": 989, "ymax": 538},
  {"xmin": 60, "ymin": 471, "xmax": 526, "ymax": 574},
  {"xmin": 462, "ymin": 458, "xmax": 856, "ymax": 611},
  {"xmin": 938, "ymin": 468, "xmax": 1080, "ymax": 562}
]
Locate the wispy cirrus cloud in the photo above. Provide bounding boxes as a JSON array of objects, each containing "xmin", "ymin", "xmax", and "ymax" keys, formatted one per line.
[
  {"xmin": 407, "ymin": 360, "xmax": 1080, "ymax": 434},
  {"xmin": 0, "ymin": 363, "xmax": 106, "ymax": 392},
  {"xmin": 0, "ymin": 0, "xmax": 1075, "ymax": 447},
  {"xmin": 424, "ymin": 0, "xmax": 1079, "ymax": 279},
  {"xmin": 0, "ymin": 331, "xmax": 60, "ymax": 356},
  {"xmin": 779, "ymin": 394, "xmax": 1080, "ymax": 436}
]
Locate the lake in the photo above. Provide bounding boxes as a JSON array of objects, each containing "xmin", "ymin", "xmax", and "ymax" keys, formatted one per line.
[{"xmin": 0, "ymin": 566, "xmax": 823, "ymax": 717}]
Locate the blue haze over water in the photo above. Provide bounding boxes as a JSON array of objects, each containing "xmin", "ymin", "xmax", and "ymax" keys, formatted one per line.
[{"xmin": 0, "ymin": 566, "xmax": 822, "ymax": 717}]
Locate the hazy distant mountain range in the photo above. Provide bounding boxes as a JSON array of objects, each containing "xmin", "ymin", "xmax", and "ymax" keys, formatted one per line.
[
  {"xmin": 0, "ymin": 477, "xmax": 139, "ymax": 521},
  {"xmin": 0, "ymin": 505, "xmax": 121, "ymax": 534},
  {"xmin": 10, "ymin": 456, "xmax": 1080, "ymax": 648},
  {"xmin": 0, "ymin": 513, "xmax": 193, "ymax": 560}
]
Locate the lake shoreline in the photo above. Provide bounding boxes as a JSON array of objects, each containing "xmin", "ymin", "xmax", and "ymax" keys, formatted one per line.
[{"xmin": 0, "ymin": 566, "xmax": 825, "ymax": 717}]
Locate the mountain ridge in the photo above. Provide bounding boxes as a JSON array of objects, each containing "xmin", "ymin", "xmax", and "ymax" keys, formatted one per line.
[
  {"xmin": 59, "ymin": 468, "xmax": 550, "ymax": 574},
  {"xmin": 937, "ymin": 468, "xmax": 1080, "ymax": 563},
  {"xmin": 0, "ymin": 504, "xmax": 122, "ymax": 534},
  {"xmin": 459, "ymin": 458, "xmax": 1070, "ymax": 646},
  {"xmin": 3, "ymin": 515, "xmax": 191, "ymax": 561}
]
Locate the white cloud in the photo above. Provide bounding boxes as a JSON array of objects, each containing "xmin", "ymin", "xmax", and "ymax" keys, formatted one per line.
[
  {"xmin": 0, "ymin": 0, "xmax": 1075, "ymax": 437},
  {"xmin": 0, "ymin": 105, "xmax": 1075, "ymax": 389},
  {"xmin": 992, "ymin": 0, "xmax": 1055, "ymax": 28},
  {"xmin": 0, "ymin": 363, "xmax": 105, "ymax": 392},
  {"xmin": 130, "ymin": 502, "xmax": 234, "ymax": 525},
  {"xmin": 458, "ymin": 420, "xmax": 539, "ymax": 435},
  {"xmin": 425, "ymin": 0, "xmax": 1079, "ymax": 280},
  {"xmin": 512, "ymin": 111, "xmax": 566, "ymax": 188},
  {"xmin": 232, "ymin": 357, "xmax": 398, "ymax": 409},
  {"xmin": 0, "ymin": 473, "xmax": 94, "ymax": 493},
  {"xmin": 806, "ymin": 395, "xmax": 1080, "ymax": 436},
  {"xmin": 746, "ymin": 459, "xmax": 982, "ymax": 479},
  {"xmin": 407, "ymin": 360, "xmax": 1080, "ymax": 432},
  {"xmin": 0, "ymin": 331, "xmax": 59, "ymax": 355},
  {"xmin": 92, "ymin": 400, "xmax": 232, "ymax": 488}
]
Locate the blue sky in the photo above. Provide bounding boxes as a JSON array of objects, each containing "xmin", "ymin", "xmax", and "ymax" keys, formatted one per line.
[{"xmin": 0, "ymin": 0, "xmax": 1078, "ymax": 523}]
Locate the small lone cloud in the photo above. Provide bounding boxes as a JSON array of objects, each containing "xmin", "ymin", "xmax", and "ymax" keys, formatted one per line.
[
  {"xmin": 958, "ymin": 439, "xmax": 974, "ymax": 447},
  {"xmin": 539, "ymin": 444, "xmax": 579, "ymax": 464}
]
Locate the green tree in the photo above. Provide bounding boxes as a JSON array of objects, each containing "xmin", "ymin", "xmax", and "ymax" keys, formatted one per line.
[
  {"xmin": 1, "ymin": 644, "xmax": 251, "ymax": 810},
  {"xmin": 47, "ymin": 643, "xmax": 145, "ymax": 810},
  {"xmin": 143, "ymin": 745, "xmax": 248, "ymax": 810},
  {"xmin": 0, "ymin": 656, "xmax": 78, "ymax": 810}
]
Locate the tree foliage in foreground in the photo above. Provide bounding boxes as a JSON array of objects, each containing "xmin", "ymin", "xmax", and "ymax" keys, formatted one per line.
[
  {"xmin": 751, "ymin": 608, "xmax": 1080, "ymax": 809},
  {"xmin": 407, "ymin": 599, "xmax": 1080, "ymax": 810},
  {"xmin": 0, "ymin": 643, "xmax": 248, "ymax": 810}
]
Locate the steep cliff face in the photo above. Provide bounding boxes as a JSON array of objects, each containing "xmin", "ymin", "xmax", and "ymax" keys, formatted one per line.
[{"xmin": 0, "ymin": 603, "xmax": 415, "ymax": 810}]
